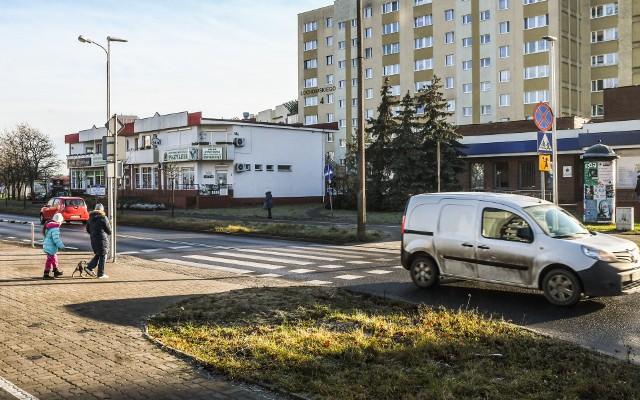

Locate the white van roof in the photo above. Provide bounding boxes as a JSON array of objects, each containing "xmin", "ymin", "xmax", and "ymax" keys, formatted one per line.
[{"xmin": 409, "ymin": 192, "xmax": 551, "ymax": 208}]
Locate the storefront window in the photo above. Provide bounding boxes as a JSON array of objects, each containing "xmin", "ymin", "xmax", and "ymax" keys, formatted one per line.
[
  {"xmin": 495, "ymin": 162, "xmax": 509, "ymax": 188},
  {"xmin": 470, "ymin": 163, "xmax": 484, "ymax": 189}
]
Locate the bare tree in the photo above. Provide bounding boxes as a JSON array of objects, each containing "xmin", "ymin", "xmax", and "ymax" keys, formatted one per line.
[{"xmin": 158, "ymin": 161, "xmax": 181, "ymax": 218}]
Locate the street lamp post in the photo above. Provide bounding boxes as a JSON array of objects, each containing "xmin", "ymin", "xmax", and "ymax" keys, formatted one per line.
[
  {"xmin": 543, "ymin": 35, "xmax": 558, "ymax": 204},
  {"xmin": 78, "ymin": 35, "xmax": 127, "ymax": 261}
]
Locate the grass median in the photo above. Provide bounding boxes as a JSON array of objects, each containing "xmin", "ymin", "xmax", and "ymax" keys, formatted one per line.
[{"xmin": 147, "ymin": 286, "xmax": 640, "ymax": 399}]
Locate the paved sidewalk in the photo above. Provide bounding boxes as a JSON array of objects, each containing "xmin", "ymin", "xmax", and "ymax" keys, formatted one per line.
[{"xmin": 0, "ymin": 242, "xmax": 291, "ymax": 400}]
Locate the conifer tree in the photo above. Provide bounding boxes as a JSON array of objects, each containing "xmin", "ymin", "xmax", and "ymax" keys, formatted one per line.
[{"xmin": 365, "ymin": 77, "xmax": 398, "ymax": 211}]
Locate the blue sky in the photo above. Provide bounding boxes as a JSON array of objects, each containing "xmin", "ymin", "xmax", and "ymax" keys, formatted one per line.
[{"xmin": 0, "ymin": 0, "xmax": 332, "ymax": 160}]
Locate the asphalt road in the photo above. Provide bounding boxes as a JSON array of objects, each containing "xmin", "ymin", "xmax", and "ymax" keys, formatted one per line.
[{"xmin": 1, "ymin": 212, "xmax": 638, "ymax": 364}]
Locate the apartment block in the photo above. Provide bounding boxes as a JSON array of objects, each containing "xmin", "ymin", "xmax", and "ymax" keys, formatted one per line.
[{"xmin": 298, "ymin": 0, "xmax": 636, "ymax": 165}]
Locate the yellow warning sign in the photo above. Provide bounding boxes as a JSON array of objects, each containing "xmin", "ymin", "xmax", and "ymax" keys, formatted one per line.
[{"xmin": 539, "ymin": 154, "xmax": 551, "ymax": 172}]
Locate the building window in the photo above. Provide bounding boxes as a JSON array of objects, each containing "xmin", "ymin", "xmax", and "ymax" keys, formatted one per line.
[
  {"xmin": 444, "ymin": 9, "xmax": 454, "ymax": 21},
  {"xmin": 415, "ymin": 0, "xmax": 432, "ymax": 5},
  {"xmin": 445, "ymin": 31, "xmax": 454, "ymax": 44},
  {"xmin": 462, "ymin": 14, "xmax": 472, "ymax": 24},
  {"xmin": 480, "ymin": 10, "xmax": 490, "ymax": 21},
  {"xmin": 383, "ymin": 64, "xmax": 400, "ymax": 75},
  {"xmin": 415, "ymin": 81, "xmax": 431, "ymax": 91},
  {"xmin": 462, "ymin": 60, "xmax": 472, "ymax": 70},
  {"xmin": 523, "ymin": 0, "xmax": 545, "ymax": 4},
  {"xmin": 304, "ymin": 77, "xmax": 318, "ymax": 88},
  {"xmin": 524, "ymin": 65, "xmax": 549, "ymax": 79},
  {"xmin": 415, "ymin": 36, "xmax": 433, "ymax": 49},
  {"xmin": 389, "ymin": 85, "xmax": 401, "ymax": 96},
  {"xmin": 338, "ymin": 41, "xmax": 346, "ymax": 49},
  {"xmin": 327, "ymin": 113, "xmax": 334, "ymax": 122},
  {"xmin": 499, "ymin": 70, "xmax": 511, "ymax": 82},
  {"xmin": 277, "ymin": 165, "xmax": 292, "ymax": 172},
  {"xmin": 351, "ymin": 19, "xmax": 357, "ymax": 27},
  {"xmin": 365, "ymin": 109, "xmax": 374, "ymax": 119},
  {"xmin": 591, "ymin": 28, "xmax": 619, "ymax": 43},
  {"xmin": 365, "ymin": 88, "xmax": 374, "ymax": 99},
  {"xmin": 445, "ymin": 54, "xmax": 455, "ymax": 66},
  {"xmin": 266, "ymin": 165, "xmax": 274, "ymax": 171},
  {"xmin": 480, "ymin": 57, "xmax": 491, "ymax": 67},
  {"xmin": 499, "ymin": 21, "xmax": 510, "ymax": 34},
  {"xmin": 463, "ymin": 107, "xmax": 473, "ymax": 117},
  {"xmin": 481, "ymin": 105, "xmax": 492, "ymax": 115},
  {"xmin": 352, "ymin": 97, "xmax": 358, "ymax": 106},
  {"xmin": 338, "ymin": 119, "xmax": 346, "ymax": 128},
  {"xmin": 326, "ymin": 74, "xmax": 334, "ymax": 84},
  {"xmin": 445, "ymin": 77, "xmax": 455, "ymax": 89},
  {"xmin": 352, "ymin": 38, "xmax": 358, "ymax": 47},
  {"xmin": 365, "ymin": 68, "xmax": 373, "ymax": 79},
  {"xmin": 304, "ymin": 40, "xmax": 317, "ymax": 51},
  {"xmin": 480, "ymin": 81, "xmax": 491, "ymax": 91},
  {"xmin": 519, "ymin": 161, "xmax": 536, "ymax": 189},
  {"xmin": 326, "ymin": 36, "xmax": 334, "ymax": 47},
  {"xmin": 365, "ymin": 48, "xmax": 373, "ymax": 58},
  {"xmin": 382, "ymin": 1, "xmax": 399, "ymax": 14},
  {"xmin": 499, "ymin": 45, "xmax": 510, "ymax": 58},
  {"xmin": 591, "ymin": 53, "xmax": 618, "ymax": 67},
  {"xmin": 415, "ymin": 58, "xmax": 433, "ymax": 71},
  {"xmin": 326, "ymin": 17, "xmax": 333, "ymax": 27},
  {"xmin": 471, "ymin": 163, "xmax": 484, "ymax": 188},
  {"xmin": 326, "ymin": 55, "xmax": 333, "ymax": 65},
  {"xmin": 326, "ymin": 132, "xmax": 334, "ymax": 142},
  {"xmin": 305, "ymin": 115, "xmax": 318, "ymax": 124},
  {"xmin": 338, "ymin": 21, "xmax": 346, "ymax": 30},
  {"xmin": 523, "ymin": 40, "xmax": 549, "ymax": 54},
  {"xmin": 364, "ymin": 7, "xmax": 372, "ymax": 18},
  {"xmin": 414, "ymin": 15, "xmax": 433, "ymax": 27},
  {"xmin": 591, "ymin": 78, "xmax": 618, "ymax": 92},
  {"xmin": 462, "ymin": 83, "xmax": 472, "ymax": 93},
  {"xmin": 524, "ymin": 14, "xmax": 549, "ymax": 30},
  {"xmin": 338, "ymin": 60, "xmax": 346, "ymax": 69},
  {"xmin": 383, "ymin": 42, "xmax": 400, "ymax": 55},
  {"xmin": 383, "ymin": 22, "xmax": 400, "ymax": 34},
  {"xmin": 339, "ymin": 139, "xmax": 346, "ymax": 148},
  {"xmin": 524, "ymin": 90, "xmax": 549, "ymax": 104},
  {"xmin": 480, "ymin": 34, "xmax": 490, "ymax": 44},
  {"xmin": 303, "ymin": 21, "xmax": 317, "ymax": 33},
  {"xmin": 499, "ymin": 0, "xmax": 509, "ymax": 10},
  {"xmin": 327, "ymin": 93, "xmax": 334, "ymax": 104},
  {"xmin": 364, "ymin": 27, "xmax": 372, "ymax": 38},
  {"xmin": 591, "ymin": 3, "xmax": 618, "ymax": 19},
  {"xmin": 462, "ymin": 37, "xmax": 472, "ymax": 47},
  {"xmin": 338, "ymin": 80, "xmax": 346, "ymax": 88},
  {"xmin": 495, "ymin": 162, "xmax": 509, "ymax": 188},
  {"xmin": 499, "ymin": 94, "xmax": 510, "ymax": 106},
  {"xmin": 304, "ymin": 96, "xmax": 318, "ymax": 107},
  {"xmin": 447, "ymin": 100, "xmax": 456, "ymax": 112},
  {"xmin": 338, "ymin": 99, "xmax": 346, "ymax": 108},
  {"xmin": 591, "ymin": 104, "xmax": 604, "ymax": 117}
]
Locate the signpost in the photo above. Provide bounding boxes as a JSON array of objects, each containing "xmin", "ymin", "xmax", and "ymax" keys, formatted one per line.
[
  {"xmin": 324, "ymin": 165, "xmax": 334, "ymax": 217},
  {"xmin": 534, "ymin": 103, "xmax": 555, "ymax": 202},
  {"xmin": 104, "ymin": 115, "xmax": 124, "ymax": 262}
]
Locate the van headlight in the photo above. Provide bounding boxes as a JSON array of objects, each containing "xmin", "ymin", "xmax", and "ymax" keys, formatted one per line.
[{"xmin": 581, "ymin": 245, "xmax": 618, "ymax": 262}]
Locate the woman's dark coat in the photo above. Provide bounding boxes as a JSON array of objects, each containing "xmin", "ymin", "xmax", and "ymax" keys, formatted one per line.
[{"xmin": 86, "ymin": 210, "xmax": 112, "ymax": 255}]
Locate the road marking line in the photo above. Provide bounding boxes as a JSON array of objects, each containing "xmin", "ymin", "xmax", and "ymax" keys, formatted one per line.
[
  {"xmin": 185, "ymin": 255, "xmax": 282, "ymax": 270},
  {"xmin": 366, "ymin": 270, "xmax": 393, "ymax": 275},
  {"xmin": 304, "ymin": 280, "xmax": 332, "ymax": 285},
  {"xmin": 335, "ymin": 274, "xmax": 364, "ymax": 280},
  {"xmin": 141, "ymin": 249, "xmax": 163, "ymax": 253},
  {"xmin": 0, "ymin": 375, "xmax": 39, "ymax": 399},
  {"xmin": 289, "ymin": 269, "xmax": 316, "ymax": 274},
  {"xmin": 288, "ymin": 246, "xmax": 365, "ymax": 258},
  {"xmin": 256, "ymin": 273, "xmax": 282, "ymax": 278},
  {"xmin": 119, "ymin": 251, "xmax": 140, "ymax": 255},
  {"xmin": 212, "ymin": 251, "xmax": 313, "ymax": 265},
  {"xmin": 317, "ymin": 264, "xmax": 344, "ymax": 269},
  {"xmin": 346, "ymin": 260, "xmax": 372, "ymax": 265},
  {"xmin": 154, "ymin": 258, "xmax": 253, "ymax": 274},
  {"xmin": 241, "ymin": 248, "xmax": 338, "ymax": 261},
  {"xmin": 169, "ymin": 246, "xmax": 193, "ymax": 249}
]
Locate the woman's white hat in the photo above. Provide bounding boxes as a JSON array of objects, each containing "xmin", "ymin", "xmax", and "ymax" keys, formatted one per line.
[{"xmin": 52, "ymin": 213, "xmax": 64, "ymax": 223}]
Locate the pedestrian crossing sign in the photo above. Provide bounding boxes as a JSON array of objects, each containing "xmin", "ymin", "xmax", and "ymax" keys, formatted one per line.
[
  {"xmin": 539, "ymin": 154, "xmax": 551, "ymax": 172},
  {"xmin": 538, "ymin": 132, "xmax": 552, "ymax": 154}
]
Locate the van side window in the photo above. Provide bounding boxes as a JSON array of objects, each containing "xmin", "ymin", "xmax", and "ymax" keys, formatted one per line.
[
  {"xmin": 439, "ymin": 204, "xmax": 475, "ymax": 238},
  {"xmin": 482, "ymin": 208, "xmax": 532, "ymax": 243}
]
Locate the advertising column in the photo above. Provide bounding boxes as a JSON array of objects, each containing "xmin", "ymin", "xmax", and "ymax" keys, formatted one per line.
[{"xmin": 581, "ymin": 143, "xmax": 618, "ymax": 224}]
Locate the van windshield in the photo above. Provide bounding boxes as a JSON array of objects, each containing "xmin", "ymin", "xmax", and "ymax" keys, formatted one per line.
[{"xmin": 523, "ymin": 204, "xmax": 590, "ymax": 238}]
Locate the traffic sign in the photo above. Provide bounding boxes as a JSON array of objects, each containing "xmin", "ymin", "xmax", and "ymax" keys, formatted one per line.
[
  {"xmin": 324, "ymin": 165, "xmax": 334, "ymax": 181},
  {"xmin": 539, "ymin": 154, "xmax": 551, "ymax": 172},
  {"xmin": 533, "ymin": 102, "xmax": 554, "ymax": 132},
  {"xmin": 537, "ymin": 131, "xmax": 553, "ymax": 154},
  {"xmin": 105, "ymin": 116, "xmax": 124, "ymax": 135}
]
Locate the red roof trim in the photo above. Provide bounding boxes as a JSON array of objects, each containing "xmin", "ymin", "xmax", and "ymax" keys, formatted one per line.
[
  {"xmin": 188, "ymin": 112, "xmax": 202, "ymax": 126},
  {"xmin": 65, "ymin": 133, "xmax": 79, "ymax": 144}
]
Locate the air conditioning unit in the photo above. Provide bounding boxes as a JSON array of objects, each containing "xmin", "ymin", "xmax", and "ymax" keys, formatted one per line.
[
  {"xmin": 234, "ymin": 163, "xmax": 246, "ymax": 172},
  {"xmin": 233, "ymin": 137, "xmax": 245, "ymax": 147}
]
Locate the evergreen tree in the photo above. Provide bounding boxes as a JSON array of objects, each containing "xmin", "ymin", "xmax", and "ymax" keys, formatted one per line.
[
  {"xmin": 365, "ymin": 77, "xmax": 398, "ymax": 211},
  {"xmin": 414, "ymin": 76, "xmax": 465, "ymax": 193}
]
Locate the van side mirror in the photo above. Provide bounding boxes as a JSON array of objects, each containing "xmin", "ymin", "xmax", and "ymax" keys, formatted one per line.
[{"xmin": 516, "ymin": 227, "xmax": 533, "ymax": 242}]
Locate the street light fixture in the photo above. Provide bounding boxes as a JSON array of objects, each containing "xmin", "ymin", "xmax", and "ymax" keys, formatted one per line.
[
  {"xmin": 542, "ymin": 35, "xmax": 558, "ymax": 204},
  {"xmin": 78, "ymin": 34, "xmax": 127, "ymax": 261}
]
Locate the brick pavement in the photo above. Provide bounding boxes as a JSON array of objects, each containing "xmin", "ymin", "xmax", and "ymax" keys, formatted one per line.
[{"xmin": 0, "ymin": 242, "xmax": 292, "ymax": 400}]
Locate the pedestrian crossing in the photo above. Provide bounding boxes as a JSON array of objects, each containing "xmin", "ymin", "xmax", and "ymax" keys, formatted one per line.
[{"xmin": 150, "ymin": 243, "xmax": 402, "ymax": 285}]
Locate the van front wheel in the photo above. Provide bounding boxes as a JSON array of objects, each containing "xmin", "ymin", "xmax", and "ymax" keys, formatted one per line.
[
  {"xmin": 410, "ymin": 257, "xmax": 439, "ymax": 289},
  {"xmin": 542, "ymin": 269, "xmax": 582, "ymax": 306}
]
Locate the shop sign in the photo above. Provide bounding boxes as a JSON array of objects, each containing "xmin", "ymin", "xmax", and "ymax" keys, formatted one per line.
[
  {"xmin": 202, "ymin": 147, "xmax": 223, "ymax": 160},
  {"xmin": 163, "ymin": 147, "xmax": 199, "ymax": 162},
  {"xmin": 68, "ymin": 157, "xmax": 91, "ymax": 168},
  {"xmin": 92, "ymin": 155, "xmax": 106, "ymax": 167}
]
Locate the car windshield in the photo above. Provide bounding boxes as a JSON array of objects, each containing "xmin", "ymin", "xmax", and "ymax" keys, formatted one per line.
[
  {"xmin": 523, "ymin": 204, "xmax": 589, "ymax": 238},
  {"xmin": 66, "ymin": 199, "xmax": 85, "ymax": 207}
]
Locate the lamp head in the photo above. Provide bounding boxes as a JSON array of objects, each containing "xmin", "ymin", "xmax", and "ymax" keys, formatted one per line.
[
  {"xmin": 78, "ymin": 35, "xmax": 93, "ymax": 44},
  {"xmin": 107, "ymin": 36, "xmax": 128, "ymax": 43}
]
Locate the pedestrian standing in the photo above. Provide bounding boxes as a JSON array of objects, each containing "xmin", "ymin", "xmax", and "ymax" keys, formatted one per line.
[
  {"xmin": 85, "ymin": 203, "xmax": 112, "ymax": 278},
  {"xmin": 42, "ymin": 212, "xmax": 65, "ymax": 280},
  {"xmin": 264, "ymin": 191, "xmax": 273, "ymax": 219}
]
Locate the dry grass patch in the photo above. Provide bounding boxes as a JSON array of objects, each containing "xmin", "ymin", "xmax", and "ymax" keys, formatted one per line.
[{"xmin": 147, "ymin": 287, "xmax": 640, "ymax": 400}]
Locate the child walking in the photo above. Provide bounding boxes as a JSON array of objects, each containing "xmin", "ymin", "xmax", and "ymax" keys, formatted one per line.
[{"xmin": 42, "ymin": 212, "xmax": 65, "ymax": 280}]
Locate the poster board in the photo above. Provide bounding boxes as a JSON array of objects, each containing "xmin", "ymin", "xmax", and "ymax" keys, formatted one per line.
[{"xmin": 583, "ymin": 161, "xmax": 615, "ymax": 224}]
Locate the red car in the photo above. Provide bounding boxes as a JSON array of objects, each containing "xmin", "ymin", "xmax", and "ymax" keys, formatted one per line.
[{"xmin": 40, "ymin": 197, "xmax": 90, "ymax": 225}]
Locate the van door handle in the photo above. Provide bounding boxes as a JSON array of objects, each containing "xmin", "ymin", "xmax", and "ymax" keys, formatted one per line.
[
  {"xmin": 477, "ymin": 245, "xmax": 490, "ymax": 250},
  {"xmin": 461, "ymin": 243, "xmax": 473, "ymax": 247}
]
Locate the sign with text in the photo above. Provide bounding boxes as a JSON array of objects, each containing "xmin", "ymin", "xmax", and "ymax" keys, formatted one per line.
[
  {"xmin": 163, "ymin": 147, "xmax": 199, "ymax": 162},
  {"xmin": 202, "ymin": 147, "xmax": 223, "ymax": 160}
]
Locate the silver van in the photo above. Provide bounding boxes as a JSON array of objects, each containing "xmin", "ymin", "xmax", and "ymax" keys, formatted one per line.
[{"xmin": 401, "ymin": 192, "xmax": 640, "ymax": 306}]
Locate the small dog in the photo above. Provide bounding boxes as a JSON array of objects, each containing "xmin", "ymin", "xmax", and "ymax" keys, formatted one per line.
[{"xmin": 72, "ymin": 261, "xmax": 87, "ymax": 277}]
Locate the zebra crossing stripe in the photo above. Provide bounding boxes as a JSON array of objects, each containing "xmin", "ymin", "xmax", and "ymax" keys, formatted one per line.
[
  {"xmin": 119, "ymin": 251, "xmax": 140, "ymax": 255},
  {"xmin": 304, "ymin": 280, "xmax": 332, "ymax": 285},
  {"xmin": 154, "ymin": 258, "xmax": 253, "ymax": 274},
  {"xmin": 352, "ymin": 246, "xmax": 398, "ymax": 254},
  {"xmin": 212, "ymin": 251, "xmax": 314, "ymax": 265},
  {"xmin": 335, "ymin": 274, "xmax": 364, "ymax": 280},
  {"xmin": 169, "ymin": 246, "xmax": 193, "ymax": 250},
  {"xmin": 0, "ymin": 375, "xmax": 39, "ymax": 400},
  {"xmin": 289, "ymin": 269, "xmax": 316, "ymax": 274},
  {"xmin": 239, "ymin": 248, "xmax": 339, "ymax": 261},
  {"xmin": 288, "ymin": 246, "xmax": 365, "ymax": 258},
  {"xmin": 185, "ymin": 255, "xmax": 282, "ymax": 270},
  {"xmin": 365, "ymin": 270, "xmax": 393, "ymax": 275}
]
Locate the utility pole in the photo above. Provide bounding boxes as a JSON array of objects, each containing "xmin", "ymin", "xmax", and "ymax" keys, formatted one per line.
[{"xmin": 356, "ymin": 0, "xmax": 366, "ymax": 241}]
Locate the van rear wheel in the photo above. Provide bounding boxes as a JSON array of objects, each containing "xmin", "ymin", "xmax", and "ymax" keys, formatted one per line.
[
  {"xmin": 410, "ymin": 257, "xmax": 439, "ymax": 288},
  {"xmin": 542, "ymin": 269, "xmax": 582, "ymax": 306}
]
